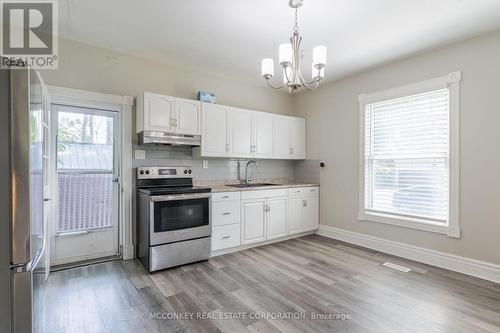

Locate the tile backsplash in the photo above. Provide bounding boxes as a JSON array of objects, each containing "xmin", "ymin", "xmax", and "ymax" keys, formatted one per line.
[{"xmin": 133, "ymin": 145, "xmax": 297, "ymax": 182}]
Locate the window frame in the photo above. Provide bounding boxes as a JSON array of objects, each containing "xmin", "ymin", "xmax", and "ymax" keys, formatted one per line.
[{"xmin": 358, "ymin": 72, "xmax": 461, "ymax": 238}]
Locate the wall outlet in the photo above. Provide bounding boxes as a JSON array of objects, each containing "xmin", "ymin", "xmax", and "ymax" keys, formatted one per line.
[
  {"xmin": 134, "ymin": 150, "xmax": 146, "ymax": 160},
  {"xmin": 202, "ymin": 160, "xmax": 208, "ymax": 169},
  {"xmin": 320, "ymin": 161, "xmax": 326, "ymax": 167}
]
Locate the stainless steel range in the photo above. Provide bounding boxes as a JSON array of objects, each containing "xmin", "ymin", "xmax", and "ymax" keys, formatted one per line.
[{"xmin": 136, "ymin": 167, "xmax": 211, "ymax": 272}]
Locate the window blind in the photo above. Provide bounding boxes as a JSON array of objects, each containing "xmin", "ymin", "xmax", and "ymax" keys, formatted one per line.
[{"xmin": 364, "ymin": 88, "xmax": 449, "ymax": 223}]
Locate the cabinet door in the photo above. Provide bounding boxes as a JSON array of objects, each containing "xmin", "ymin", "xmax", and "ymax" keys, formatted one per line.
[
  {"xmin": 241, "ymin": 199, "xmax": 266, "ymax": 245},
  {"xmin": 175, "ymin": 98, "xmax": 201, "ymax": 135},
  {"xmin": 288, "ymin": 196, "xmax": 305, "ymax": 234},
  {"xmin": 253, "ymin": 112, "xmax": 275, "ymax": 159},
  {"xmin": 229, "ymin": 108, "xmax": 253, "ymax": 158},
  {"xmin": 144, "ymin": 92, "xmax": 175, "ymax": 132},
  {"xmin": 303, "ymin": 195, "xmax": 319, "ymax": 231},
  {"xmin": 201, "ymin": 103, "xmax": 228, "ymax": 157},
  {"xmin": 291, "ymin": 117, "xmax": 306, "ymax": 159},
  {"xmin": 267, "ymin": 197, "xmax": 288, "ymax": 240},
  {"xmin": 274, "ymin": 115, "xmax": 292, "ymax": 159}
]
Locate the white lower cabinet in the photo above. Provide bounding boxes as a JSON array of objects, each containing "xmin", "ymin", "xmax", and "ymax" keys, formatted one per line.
[
  {"xmin": 211, "ymin": 187, "xmax": 318, "ymax": 253},
  {"xmin": 266, "ymin": 197, "xmax": 288, "ymax": 240},
  {"xmin": 289, "ymin": 187, "xmax": 319, "ymax": 234},
  {"xmin": 241, "ymin": 199, "xmax": 267, "ymax": 245},
  {"xmin": 212, "ymin": 224, "xmax": 241, "ymax": 251}
]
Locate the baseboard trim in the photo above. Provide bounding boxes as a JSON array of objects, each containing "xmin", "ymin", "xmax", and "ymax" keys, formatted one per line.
[{"xmin": 316, "ymin": 225, "xmax": 500, "ymax": 284}]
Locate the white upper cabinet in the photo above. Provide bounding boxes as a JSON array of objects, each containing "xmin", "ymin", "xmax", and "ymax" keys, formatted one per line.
[
  {"xmin": 274, "ymin": 115, "xmax": 293, "ymax": 159},
  {"xmin": 200, "ymin": 103, "xmax": 230, "ymax": 157},
  {"xmin": 253, "ymin": 111, "xmax": 275, "ymax": 159},
  {"xmin": 274, "ymin": 115, "xmax": 306, "ymax": 160},
  {"xmin": 141, "ymin": 92, "xmax": 175, "ymax": 132},
  {"xmin": 137, "ymin": 92, "xmax": 200, "ymax": 135},
  {"xmin": 175, "ymin": 98, "xmax": 201, "ymax": 135},
  {"xmin": 229, "ymin": 107, "xmax": 253, "ymax": 158},
  {"xmin": 291, "ymin": 117, "xmax": 306, "ymax": 159}
]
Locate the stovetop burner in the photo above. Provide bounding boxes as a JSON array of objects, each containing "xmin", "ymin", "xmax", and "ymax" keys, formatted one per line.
[
  {"xmin": 138, "ymin": 186, "xmax": 211, "ymax": 196},
  {"xmin": 136, "ymin": 166, "xmax": 211, "ymax": 196}
]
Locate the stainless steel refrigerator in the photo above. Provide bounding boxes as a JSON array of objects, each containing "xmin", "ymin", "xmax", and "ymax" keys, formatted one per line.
[{"xmin": 0, "ymin": 65, "xmax": 50, "ymax": 333}]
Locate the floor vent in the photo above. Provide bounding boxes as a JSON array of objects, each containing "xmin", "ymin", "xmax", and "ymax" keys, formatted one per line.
[{"xmin": 382, "ymin": 262, "xmax": 411, "ymax": 272}]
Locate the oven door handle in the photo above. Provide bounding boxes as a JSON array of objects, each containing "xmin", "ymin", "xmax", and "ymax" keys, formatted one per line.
[{"xmin": 150, "ymin": 193, "xmax": 211, "ymax": 202}]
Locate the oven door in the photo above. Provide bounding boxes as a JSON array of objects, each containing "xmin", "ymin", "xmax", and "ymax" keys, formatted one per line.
[{"xmin": 149, "ymin": 193, "xmax": 211, "ymax": 245}]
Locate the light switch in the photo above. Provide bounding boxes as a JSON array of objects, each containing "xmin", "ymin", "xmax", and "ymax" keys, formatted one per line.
[
  {"xmin": 202, "ymin": 160, "xmax": 208, "ymax": 169},
  {"xmin": 135, "ymin": 149, "xmax": 146, "ymax": 160}
]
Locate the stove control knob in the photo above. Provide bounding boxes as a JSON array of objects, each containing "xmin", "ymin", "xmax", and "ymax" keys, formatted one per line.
[
  {"xmin": 188, "ymin": 169, "xmax": 192, "ymax": 174},
  {"xmin": 145, "ymin": 170, "xmax": 150, "ymax": 175},
  {"xmin": 140, "ymin": 170, "xmax": 145, "ymax": 175},
  {"xmin": 184, "ymin": 169, "xmax": 188, "ymax": 174}
]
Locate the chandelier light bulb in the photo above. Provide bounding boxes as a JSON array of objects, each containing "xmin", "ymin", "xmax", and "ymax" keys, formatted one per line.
[
  {"xmin": 312, "ymin": 45, "xmax": 327, "ymax": 68},
  {"xmin": 279, "ymin": 43, "xmax": 293, "ymax": 66},
  {"xmin": 261, "ymin": 58, "xmax": 274, "ymax": 79}
]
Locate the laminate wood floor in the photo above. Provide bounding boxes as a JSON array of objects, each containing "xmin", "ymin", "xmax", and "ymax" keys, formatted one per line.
[{"xmin": 41, "ymin": 235, "xmax": 500, "ymax": 333}]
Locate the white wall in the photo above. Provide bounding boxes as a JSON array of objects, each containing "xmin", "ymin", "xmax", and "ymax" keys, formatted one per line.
[
  {"xmin": 293, "ymin": 30, "xmax": 500, "ymax": 265},
  {"xmin": 41, "ymin": 38, "xmax": 293, "ymax": 142}
]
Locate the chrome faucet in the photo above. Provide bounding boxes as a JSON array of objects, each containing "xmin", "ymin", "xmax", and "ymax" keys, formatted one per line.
[{"xmin": 245, "ymin": 160, "xmax": 260, "ymax": 185}]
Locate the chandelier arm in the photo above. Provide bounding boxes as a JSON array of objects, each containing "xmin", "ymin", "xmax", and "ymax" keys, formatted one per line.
[
  {"xmin": 265, "ymin": 78, "xmax": 286, "ymax": 90},
  {"xmin": 299, "ymin": 72, "xmax": 320, "ymax": 90},
  {"xmin": 283, "ymin": 65, "xmax": 292, "ymax": 84}
]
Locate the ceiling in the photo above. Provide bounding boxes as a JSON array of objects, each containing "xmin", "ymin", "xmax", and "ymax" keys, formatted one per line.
[{"xmin": 59, "ymin": 0, "xmax": 500, "ymax": 88}]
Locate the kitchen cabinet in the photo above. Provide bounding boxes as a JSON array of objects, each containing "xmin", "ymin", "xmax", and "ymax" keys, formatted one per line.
[
  {"xmin": 253, "ymin": 111, "xmax": 275, "ymax": 159},
  {"xmin": 241, "ymin": 189, "xmax": 289, "ymax": 245},
  {"xmin": 199, "ymin": 103, "xmax": 230, "ymax": 157},
  {"xmin": 211, "ymin": 191, "xmax": 241, "ymax": 252},
  {"xmin": 241, "ymin": 199, "xmax": 267, "ymax": 245},
  {"xmin": 266, "ymin": 196, "xmax": 288, "ymax": 239},
  {"xmin": 229, "ymin": 107, "xmax": 253, "ymax": 158},
  {"xmin": 137, "ymin": 92, "xmax": 201, "ymax": 135},
  {"xmin": 274, "ymin": 115, "xmax": 305, "ymax": 159},
  {"xmin": 289, "ymin": 187, "xmax": 319, "ymax": 234},
  {"xmin": 175, "ymin": 97, "xmax": 201, "ymax": 135}
]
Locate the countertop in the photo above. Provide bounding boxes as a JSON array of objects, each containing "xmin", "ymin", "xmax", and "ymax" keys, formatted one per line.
[{"xmin": 194, "ymin": 179, "xmax": 319, "ymax": 193}]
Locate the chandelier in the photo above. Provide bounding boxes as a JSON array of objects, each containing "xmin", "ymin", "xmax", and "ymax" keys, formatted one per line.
[{"xmin": 261, "ymin": 0, "xmax": 326, "ymax": 93}]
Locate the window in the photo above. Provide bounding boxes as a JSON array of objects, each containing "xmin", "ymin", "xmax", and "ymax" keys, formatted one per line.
[{"xmin": 358, "ymin": 72, "xmax": 460, "ymax": 237}]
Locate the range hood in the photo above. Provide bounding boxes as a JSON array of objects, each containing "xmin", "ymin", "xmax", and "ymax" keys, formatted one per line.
[{"xmin": 138, "ymin": 131, "xmax": 201, "ymax": 146}]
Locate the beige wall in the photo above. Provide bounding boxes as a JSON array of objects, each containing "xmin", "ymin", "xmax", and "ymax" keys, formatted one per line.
[
  {"xmin": 41, "ymin": 38, "xmax": 293, "ymax": 140},
  {"xmin": 292, "ymin": 30, "xmax": 500, "ymax": 265}
]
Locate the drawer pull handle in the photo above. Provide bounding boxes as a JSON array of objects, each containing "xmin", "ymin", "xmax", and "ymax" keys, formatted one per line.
[
  {"xmin": 221, "ymin": 195, "xmax": 230, "ymax": 198},
  {"xmin": 222, "ymin": 236, "xmax": 231, "ymax": 239},
  {"xmin": 222, "ymin": 212, "xmax": 231, "ymax": 215}
]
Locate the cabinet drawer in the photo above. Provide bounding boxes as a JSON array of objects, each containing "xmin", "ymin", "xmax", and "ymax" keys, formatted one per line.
[
  {"xmin": 212, "ymin": 201, "xmax": 240, "ymax": 226},
  {"xmin": 211, "ymin": 224, "xmax": 241, "ymax": 251},
  {"xmin": 212, "ymin": 192, "xmax": 241, "ymax": 202},
  {"xmin": 289, "ymin": 186, "xmax": 319, "ymax": 197},
  {"xmin": 241, "ymin": 188, "xmax": 288, "ymax": 200}
]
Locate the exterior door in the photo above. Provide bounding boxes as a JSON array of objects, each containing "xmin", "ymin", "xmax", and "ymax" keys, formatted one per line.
[{"xmin": 51, "ymin": 104, "xmax": 120, "ymax": 265}]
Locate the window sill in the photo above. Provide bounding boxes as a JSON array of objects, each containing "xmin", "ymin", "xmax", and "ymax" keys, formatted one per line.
[{"xmin": 358, "ymin": 211, "xmax": 460, "ymax": 238}]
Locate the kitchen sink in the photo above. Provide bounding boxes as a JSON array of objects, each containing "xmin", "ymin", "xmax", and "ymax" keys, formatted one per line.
[{"xmin": 226, "ymin": 183, "xmax": 281, "ymax": 188}]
